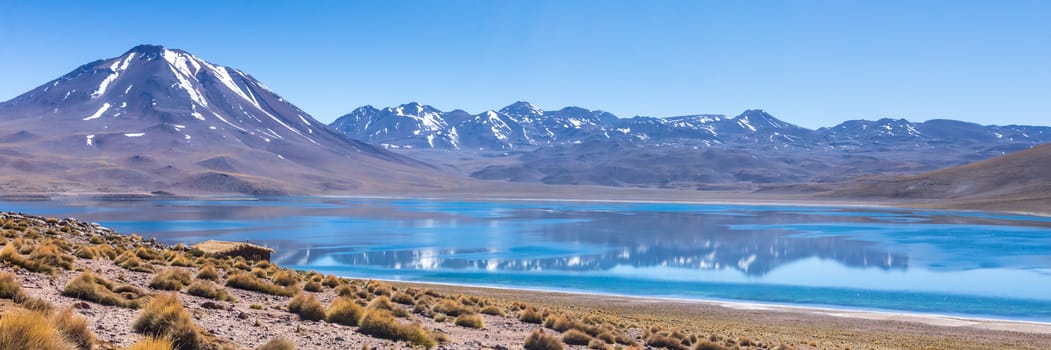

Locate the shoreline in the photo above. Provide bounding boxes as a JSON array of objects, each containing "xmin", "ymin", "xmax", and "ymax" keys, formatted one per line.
[
  {"xmin": 8, "ymin": 189, "xmax": 1051, "ymax": 219},
  {"xmin": 332, "ymin": 276, "xmax": 1051, "ymax": 333}
]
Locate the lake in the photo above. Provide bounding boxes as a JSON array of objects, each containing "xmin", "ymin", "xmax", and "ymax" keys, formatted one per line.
[{"xmin": 4, "ymin": 197, "xmax": 1051, "ymax": 321}]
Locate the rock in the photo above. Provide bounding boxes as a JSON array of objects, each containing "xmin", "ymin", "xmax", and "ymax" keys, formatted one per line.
[{"xmin": 73, "ymin": 301, "xmax": 91, "ymax": 309}]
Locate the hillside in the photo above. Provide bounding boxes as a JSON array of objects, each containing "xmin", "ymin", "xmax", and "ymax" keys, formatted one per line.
[
  {"xmin": 0, "ymin": 45, "xmax": 455, "ymax": 195},
  {"xmin": 829, "ymin": 142, "xmax": 1051, "ymax": 212}
]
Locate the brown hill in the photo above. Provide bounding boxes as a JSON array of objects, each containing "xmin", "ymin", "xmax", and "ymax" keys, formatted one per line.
[{"xmin": 830, "ymin": 142, "xmax": 1051, "ymax": 212}]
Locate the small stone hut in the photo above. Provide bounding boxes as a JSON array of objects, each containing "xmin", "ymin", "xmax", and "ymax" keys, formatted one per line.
[{"xmin": 192, "ymin": 240, "xmax": 274, "ymax": 261}]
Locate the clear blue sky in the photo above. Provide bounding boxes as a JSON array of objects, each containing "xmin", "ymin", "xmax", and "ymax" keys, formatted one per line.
[{"xmin": 1, "ymin": 0, "xmax": 1049, "ymax": 128}]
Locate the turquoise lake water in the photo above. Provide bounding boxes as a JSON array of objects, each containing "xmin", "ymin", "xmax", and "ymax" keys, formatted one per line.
[{"xmin": 4, "ymin": 197, "xmax": 1051, "ymax": 321}]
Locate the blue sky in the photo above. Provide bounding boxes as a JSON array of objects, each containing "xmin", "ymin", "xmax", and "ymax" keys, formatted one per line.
[{"xmin": 1, "ymin": 0, "xmax": 1049, "ymax": 128}]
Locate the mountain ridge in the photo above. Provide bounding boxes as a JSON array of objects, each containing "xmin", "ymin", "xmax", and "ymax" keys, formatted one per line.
[{"xmin": 329, "ymin": 101, "xmax": 1051, "ymax": 189}]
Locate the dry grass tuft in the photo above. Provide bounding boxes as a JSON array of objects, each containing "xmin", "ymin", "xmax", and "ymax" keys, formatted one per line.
[
  {"xmin": 186, "ymin": 280, "xmax": 234, "ymax": 301},
  {"xmin": 287, "ymin": 293, "xmax": 326, "ymax": 321},
  {"xmin": 226, "ymin": 271, "xmax": 296, "ymax": 297},
  {"xmin": 480, "ymin": 305, "xmax": 505, "ymax": 316},
  {"xmin": 50, "ymin": 307, "xmax": 94, "ymax": 350},
  {"xmin": 29, "ymin": 242, "xmax": 75, "ymax": 271},
  {"xmin": 0, "ymin": 309, "xmax": 76, "ymax": 350},
  {"xmin": 132, "ymin": 293, "xmax": 206, "ymax": 350},
  {"xmin": 327, "ymin": 297, "xmax": 365, "ymax": 326},
  {"xmin": 149, "ymin": 268, "xmax": 194, "ymax": 291},
  {"xmin": 321, "ymin": 274, "xmax": 340, "ymax": 288},
  {"xmin": 391, "ymin": 292, "xmax": 416, "ymax": 305},
  {"xmin": 358, "ymin": 310, "xmax": 436, "ymax": 348},
  {"xmin": 0, "ymin": 244, "xmax": 53, "ymax": 273},
  {"xmin": 271, "ymin": 269, "xmax": 300, "ymax": 287},
  {"xmin": 454, "ymin": 314, "xmax": 485, "ymax": 329},
  {"xmin": 693, "ymin": 340, "xmax": 730, "ymax": 350},
  {"xmin": 127, "ymin": 337, "xmax": 175, "ymax": 350},
  {"xmin": 62, "ymin": 270, "xmax": 143, "ymax": 308},
  {"xmin": 433, "ymin": 299, "xmax": 471, "ymax": 317},
  {"xmin": 562, "ymin": 329, "xmax": 594, "ymax": 346},
  {"xmin": 0, "ymin": 270, "xmax": 26, "ymax": 302},
  {"xmin": 115, "ymin": 251, "xmax": 155, "ymax": 273},
  {"xmin": 519, "ymin": 306, "xmax": 544, "ymax": 324},
  {"xmin": 196, "ymin": 264, "xmax": 220, "ymax": 281},
  {"xmin": 303, "ymin": 281, "xmax": 323, "ymax": 292},
  {"xmin": 525, "ymin": 329, "xmax": 564, "ymax": 350}
]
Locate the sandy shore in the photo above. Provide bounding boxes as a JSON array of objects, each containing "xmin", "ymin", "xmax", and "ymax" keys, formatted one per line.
[{"xmin": 409, "ymin": 282, "xmax": 1051, "ymax": 349}]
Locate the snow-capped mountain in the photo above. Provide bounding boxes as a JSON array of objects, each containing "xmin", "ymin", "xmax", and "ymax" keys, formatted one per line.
[
  {"xmin": 329, "ymin": 101, "xmax": 1051, "ymax": 188},
  {"xmin": 0, "ymin": 45, "xmax": 446, "ymax": 194},
  {"xmin": 331, "ymin": 102, "xmax": 1051, "ymax": 152},
  {"xmin": 330, "ymin": 102, "xmax": 619, "ymax": 150}
]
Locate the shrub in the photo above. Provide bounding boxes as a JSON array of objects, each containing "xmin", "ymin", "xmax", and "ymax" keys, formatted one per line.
[
  {"xmin": 519, "ymin": 306, "xmax": 544, "ymax": 324},
  {"xmin": 524, "ymin": 330, "xmax": 564, "ymax": 350},
  {"xmin": 432, "ymin": 299, "xmax": 470, "ymax": 317},
  {"xmin": 321, "ymin": 274, "xmax": 340, "ymax": 288},
  {"xmin": 169, "ymin": 255, "xmax": 193, "ymax": 267},
  {"xmin": 0, "ymin": 309, "xmax": 76, "ymax": 350},
  {"xmin": 303, "ymin": 281, "xmax": 323, "ymax": 292},
  {"xmin": 545, "ymin": 314, "xmax": 586, "ymax": 333},
  {"xmin": 249, "ymin": 304, "xmax": 263, "ymax": 310},
  {"xmin": 358, "ymin": 310, "xmax": 436, "ymax": 348},
  {"xmin": 257, "ymin": 337, "xmax": 295, "ymax": 350},
  {"xmin": 226, "ymin": 271, "xmax": 295, "ymax": 297},
  {"xmin": 0, "ymin": 244, "xmax": 52, "ymax": 274},
  {"xmin": 367, "ymin": 296, "xmax": 395, "ymax": 311},
  {"xmin": 366, "ymin": 280, "xmax": 392, "ymax": 296},
  {"xmin": 116, "ymin": 251, "xmax": 155, "ymax": 273},
  {"xmin": 271, "ymin": 269, "xmax": 299, "ymax": 287},
  {"xmin": 186, "ymin": 281, "xmax": 234, "ymax": 301},
  {"xmin": 0, "ymin": 271, "xmax": 26, "ymax": 302},
  {"xmin": 62, "ymin": 271, "xmax": 142, "ymax": 308},
  {"xmin": 149, "ymin": 268, "xmax": 193, "ymax": 291},
  {"xmin": 50, "ymin": 307, "xmax": 94, "ymax": 350},
  {"xmin": 646, "ymin": 332, "xmax": 688, "ymax": 350},
  {"xmin": 127, "ymin": 337, "xmax": 175, "ymax": 350},
  {"xmin": 132, "ymin": 293, "xmax": 205, "ymax": 350},
  {"xmin": 391, "ymin": 292, "xmax": 415, "ymax": 305},
  {"xmin": 196, "ymin": 264, "xmax": 220, "ymax": 281},
  {"xmin": 454, "ymin": 314, "xmax": 484, "ymax": 329},
  {"xmin": 562, "ymin": 329, "xmax": 593, "ymax": 346},
  {"xmin": 327, "ymin": 297, "xmax": 365, "ymax": 326},
  {"xmin": 135, "ymin": 246, "xmax": 163, "ymax": 261},
  {"xmin": 287, "ymin": 293, "xmax": 325, "ymax": 321},
  {"xmin": 693, "ymin": 341, "xmax": 729, "ymax": 350},
  {"xmin": 479, "ymin": 306, "xmax": 505, "ymax": 316},
  {"xmin": 29, "ymin": 243, "xmax": 75, "ymax": 270},
  {"xmin": 21, "ymin": 297, "xmax": 54, "ymax": 314},
  {"xmin": 334, "ymin": 284, "xmax": 356, "ymax": 297},
  {"xmin": 587, "ymin": 339, "xmax": 608, "ymax": 349},
  {"xmin": 73, "ymin": 246, "xmax": 99, "ymax": 259}
]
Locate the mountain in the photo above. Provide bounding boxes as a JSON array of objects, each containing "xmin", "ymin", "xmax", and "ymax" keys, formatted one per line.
[
  {"xmin": 829, "ymin": 142, "xmax": 1051, "ymax": 212},
  {"xmin": 329, "ymin": 102, "xmax": 1051, "ymax": 189},
  {"xmin": 0, "ymin": 45, "xmax": 449, "ymax": 195}
]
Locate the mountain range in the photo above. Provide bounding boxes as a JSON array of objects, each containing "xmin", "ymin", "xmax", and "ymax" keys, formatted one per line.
[
  {"xmin": 2, "ymin": 44, "xmax": 1050, "ymax": 214},
  {"xmin": 0, "ymin": 45, "xmax": 451, "ymax": 195},
  {"xmin": 329, "ymin": 102, "xmax": 1051, "ymax": 189}
]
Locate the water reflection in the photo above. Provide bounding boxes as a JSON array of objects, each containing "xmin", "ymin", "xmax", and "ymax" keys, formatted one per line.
[{"xmin": 3, "ymin": 197, "xmax": 1051, "ymax": 319}]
